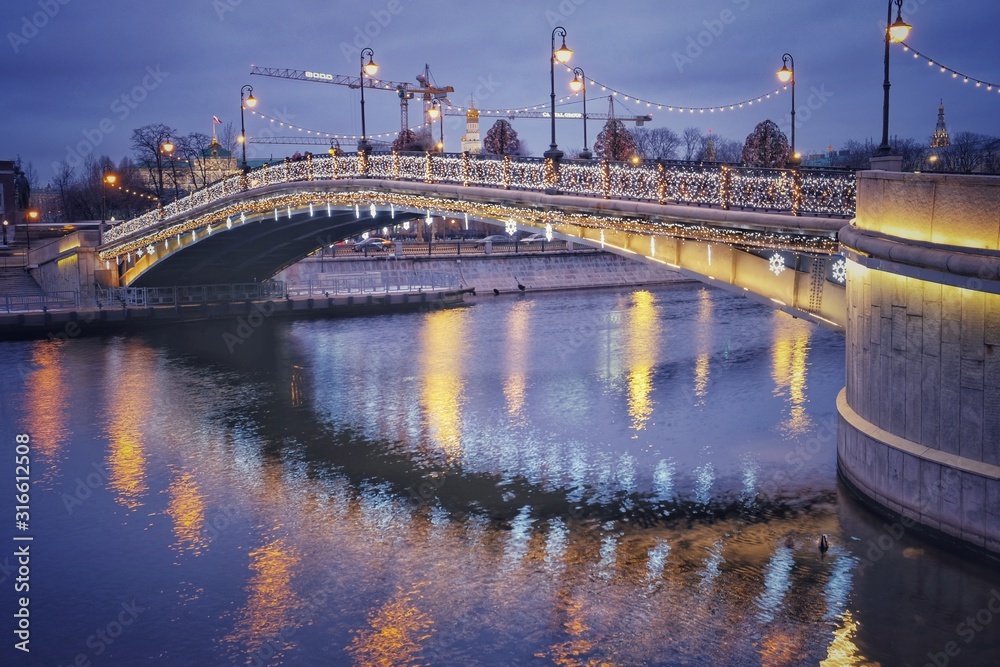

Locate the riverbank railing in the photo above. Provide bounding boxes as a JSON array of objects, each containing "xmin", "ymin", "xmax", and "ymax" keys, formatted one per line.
[
  {"xmin": 97, "ymin": 281, "xmax": 286, "ymax": 308},
  {"xmin": 2, "ymin": 291, "xmax": 80, "ymax": 313},
  {"xmin": 285, "ymin": 270, "xmax": 460, "ymax": 297},
  {"xmin": 104, "ymin": 153, "xmax": 857, "ymax": 244}
]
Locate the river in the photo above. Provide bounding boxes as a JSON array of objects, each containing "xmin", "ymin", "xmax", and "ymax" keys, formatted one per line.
[{"xmin": 1, "ymin": 283, "xmax": 997, "ymax": 666}]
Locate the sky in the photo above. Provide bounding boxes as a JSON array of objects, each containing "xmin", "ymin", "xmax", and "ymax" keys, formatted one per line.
[{"xmin": 5, "ymin": 0, "xmax": 999, "ymax": 184}]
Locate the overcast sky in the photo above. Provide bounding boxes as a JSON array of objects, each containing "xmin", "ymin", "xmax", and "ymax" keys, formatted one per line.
[{"xmin": 5, "ymin": 0, "xmax": 999, "ymax": 184}]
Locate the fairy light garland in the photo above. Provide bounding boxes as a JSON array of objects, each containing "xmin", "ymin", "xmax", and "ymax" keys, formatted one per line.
[
  {"xmin": 558, "ymin": 64, "xmax": 788, "ymax": 113},
  {"xmin": 247, "ymin": 108, "xmax": 428, "ymax": 140},
  {"xmin": 898, "ymin": 41, "xmax": 1000, "ymax": 93},
  {"xmin": 101, "ymin": 187, "xmax": 838, "ymax": 266}
]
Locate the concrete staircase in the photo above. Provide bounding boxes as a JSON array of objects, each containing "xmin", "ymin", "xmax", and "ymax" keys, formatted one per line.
[{"xmin": 0, "ymin": 267, "xmax": 43, "ymax": 297}]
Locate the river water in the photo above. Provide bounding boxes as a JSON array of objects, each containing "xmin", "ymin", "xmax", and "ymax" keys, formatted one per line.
[{"xmin": 1, "ymin": 283, "xmax": 997, "ymax": 666}]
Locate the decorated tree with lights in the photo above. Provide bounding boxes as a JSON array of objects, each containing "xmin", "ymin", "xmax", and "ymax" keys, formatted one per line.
[
  {"xmin": 392, "ymin": 128, "xmax": 435, "ymax": 152},
  {"xmin": 483, "ymin": 119, "xmax": 521, "ymax": 156},
  {"xmin": 594, "ymin": 119, "xmax": 638, "ymax": 162},
  {"xmin": 741, "ymin": 120, "xmax": 790, "ymax": 167}
]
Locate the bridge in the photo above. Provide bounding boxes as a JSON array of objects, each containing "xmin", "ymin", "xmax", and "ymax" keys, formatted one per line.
[{"xmin": 97, "ymin": 152, "xmax": 856, "ymax": 331}]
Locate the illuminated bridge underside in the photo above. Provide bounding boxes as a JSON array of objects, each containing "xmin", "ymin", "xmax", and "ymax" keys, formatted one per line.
[{"xmin": 103, "ymin": 179, "xmax": 845, "ymax": 330}]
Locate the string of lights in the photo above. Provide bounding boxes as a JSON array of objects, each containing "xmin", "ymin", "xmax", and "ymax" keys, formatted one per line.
[
  {"xmin": 897, "ymin": 41, "xmax": 1000, "ymax": 93},
  {"xmin": 556, "ymin": 63, "xmax": 788, "ymax": 114},
  {"xmin": 247, "ymin": 108, "xmax": 430, "ymax": 140}
]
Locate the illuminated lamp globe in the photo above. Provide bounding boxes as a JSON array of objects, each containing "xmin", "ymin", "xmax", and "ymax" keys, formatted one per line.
[
  {"xmin": 27, "ymin": 209, "xmax": 39, "ymax": 221},
  {"xmin": 554, "ymin": 39, "xmax": 573, "ymax": 64},
  {"xmin": 427, "ymin": 105, "xmax": 440, "ymax": 120},
  {"xmin": 161, "ymin": 140, "xmax": 175, "ymax": 154},
  {"xmin": 245, "ymin": 92, "xmax": 257, "ymax": 108},
  {"xmin": 888, "ymin": 16, "xmax": 911, "ymax": 42},
  {"xmin": 363, "ymin": 57, "xmax": 379, "ymax": 77},
  {"xmin": 104, "ymin": 173, "xmax": 118, "ymax": 185},
  {"xmin": 569, "ymin": 74, "xmax": 583, "ymax": 93},
  {"xmin": 776, "ymin": 64, "xmax": 793, "ymax": 83}
]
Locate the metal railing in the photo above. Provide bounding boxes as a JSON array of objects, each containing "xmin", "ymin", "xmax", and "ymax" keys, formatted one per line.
[
  {"xmin": 1, "ymin": 291, "xmax": 80, "ymax": 313},
  {"xmin": 334, "ymin": 239, "xmax": 571, "ymax": 259},
  {"xmin": 97, "ymin": 281, "xmax": 285, "ymax": 307},
  {"xmin": 286, "ymin": 270, "xmax": 459, "ymax": 297},
  {"xmin": 103, "ymin": 153, "xmax": 857, "ymax": 245}
]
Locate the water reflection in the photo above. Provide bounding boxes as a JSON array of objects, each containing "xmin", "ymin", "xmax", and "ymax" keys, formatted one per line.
[
  {"xmin": 625, "ymin": 290, "xmax": 660, "ymax": 433},
  {"xmin": 420, "ymin": 308, "xmax": 469, "ymax": 461},
  {"xmin": 771, "ymin": 314, "xmax": 814, "ymax": 436},
  {"xmin": 503, "ymin": 299, "xmax": 533, "ymax": 423},
  {"xmin": 693, "ymin": 288, "xmax": 714, "ymax": 405},
  {"xmin": 227, "ymin": 537, "xmax": 302, "ymax": 659},
  {"xmin": 348, "ymin": 586, "xmax": 434, "ymax": 667},
  {"xmin": 24, "ymin": 343, "xmax": 71, "ymax": 480},
  {"xmin": 103, "ymin": 344, "xmax": 150, "ymax": 509}
]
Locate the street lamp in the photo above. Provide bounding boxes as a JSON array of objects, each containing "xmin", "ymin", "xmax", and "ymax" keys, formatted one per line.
[
  {"xmin": 569, "ymin": 67, "xmax": 591, "ymax": 160},
  {"xmin": 101, "ymin": 172, "xmax": 117, "ymax": 241},
  {"xmin": 25, "ymin": 209, "xmax": 38, "ymax": 249},
  {"xmin": 776, "ymin": 53, "xmax": 798, "ymax": 165},
  {"xmin": 2, "ymin": 220, "xmax": 8, "ymax": 246},
  {"xmin": 875, "ymin": 0, "xmax": 912, "ymax": 157},
  {"xmin": 428, "ymin": 100, "xmax": 444, "ymax": 152},
  {"xmin": 545, "ymin": 26, "xmax": 573, "ymax": 160},
  {"xmin": 240, "ymin": 84, "xmax": 257, "ymax": 170},
  {"xmin": 359, "ymin": 47, "xmax": 379, "ymax": 154},
  {"xmin": 160, "ymin": 139, "xmax": 177, "ymax": 201}
]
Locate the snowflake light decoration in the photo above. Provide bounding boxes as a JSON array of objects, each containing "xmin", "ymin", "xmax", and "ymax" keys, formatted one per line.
[
  {"xmin": 135, "ymin": 248, "xmax": 143, "ymax": 258},
  {"xmin": 226, "ymin": 216, "xmax": 232, "ymax": 229},
  {"xmin": 832, "ymin": 258, "xmax": 847, "ymax": 284},
  {"xmin": 769, "ymin": 252, "xmax": 786, "ymax": 276},
  {"xmin": 505, "ymin": 219, "xmax": 517, "ymax": 236},
  {"xmin": 146, "ymin": 245, "xmax": 155, "ymax": 256}
]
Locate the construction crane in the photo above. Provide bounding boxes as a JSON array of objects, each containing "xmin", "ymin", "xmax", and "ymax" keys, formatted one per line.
[
  {"xmin": 442, "ymin": 101, "xmax": 652, "ymax": 125},
  {"xmin": 250, "ymin": 65, "xmax": 453, "ymax": 133}
]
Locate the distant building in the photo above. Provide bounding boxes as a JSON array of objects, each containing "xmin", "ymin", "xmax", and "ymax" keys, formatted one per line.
[
  {"xmin": 931, "ymin": 100, "xmax": 950, "ymax": 148},
  {"xmin": 138, "ymin": 137, "xmax": 240, "ymax": 195},
  {"xmin": 461, "ymin": 105, "xmax": 482, "ymax": 154}
]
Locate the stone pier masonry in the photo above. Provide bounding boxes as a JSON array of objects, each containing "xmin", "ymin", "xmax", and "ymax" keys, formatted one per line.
[{"xmin": 838, "ymin": 170, "xmax": 1000, "ymax": 557}]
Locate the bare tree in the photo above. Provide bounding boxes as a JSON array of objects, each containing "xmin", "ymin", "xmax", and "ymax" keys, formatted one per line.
[
  {"xmin": 633, "ymin": 127, "xmax": 681, "ymax": 160},
  {"xmin": 131, "ymin": 123, "xmax": 177, "ymax": 199},
  {"xmin": 682, "ymin": 127, "xmax": 704, "ymax": 161},
  {"xmin": 218, "ymin": 121, "xmax": 239, "ymax": 156}
]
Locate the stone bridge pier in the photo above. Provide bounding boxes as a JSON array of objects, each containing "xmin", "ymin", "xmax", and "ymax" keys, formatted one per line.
[{"xmin": 838, "ymin": 170, "xmax": 1000, "ymax": 557}]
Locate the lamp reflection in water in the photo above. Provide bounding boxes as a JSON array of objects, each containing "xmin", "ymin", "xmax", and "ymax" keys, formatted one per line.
[
  {"xmin": 770, "ymin": 314, "xmax": 814, "ymax": 436},
  {"xmin": 503, "ymin": 300, "xmax": 534, "ymax": 422},
  {"xmin": 103, "ymin": 346, "xmax": 150, "ymax": 509},
  {"xmin": 165, "ymin": 471, "xmax": 207, "ymax": 555},
  {"xmin": 227, "ymin": 537, "xmax": 302, "ymax": 658},
  {"xmin": 348, "ymin": 586, "xmax": 434, "ymax": 666},
  {"xmin": 24, "ymin": 345, "xmax": 70, "ymax": 479},
  {"xmin": 624, "ymin": 290, "xmax": 661, "ymax": 434},
  {"xmin": 420, "ymin": 308, "xmax": 469, "ymax": 461},
  {"xmin": 693, "ymin": 288, "xmax": 714, "ymax": 405}
]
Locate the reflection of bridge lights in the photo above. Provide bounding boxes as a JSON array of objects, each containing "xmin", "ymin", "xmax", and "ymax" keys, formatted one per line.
[
  {"xmin": 769, "ymin": 253, "xmax": 786, "ymax": 276},
  {"xmin": 545, "ymin": 223, "xmax": 553, "ymax": 242},
  {"xmin": 832, "ymin": 258, "xmax": 847, "ymax": 284},
  {"xmin": 354, "ymin": 204, "xmax": 360, "ymax": 218}
]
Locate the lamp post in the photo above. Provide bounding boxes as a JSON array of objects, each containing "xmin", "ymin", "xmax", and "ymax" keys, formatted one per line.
[
  {"xmin": 569, "ymin": 67, "xmax": 591, "ymax": 160},
  {"xmin": 2, "ymin": 220, "xmax": 8, "ymax": 247},
  {"xmin": 25, "ymin": 209, "xmax": 38, "ymax": 249},
  {"xmin": 875, "ymin": 0, "xmax": 912, "ymax": 157},
  {"xmin": 240, "ymin": 84, "xmax": 257, "ymax": 170},
  {"xmin": 359, "ymin": 47, "xmax": 379, "ymax": 154},
  {"xmin": 428, "ymin": 100, "xmax": 445, "ymax": 152},
  {"xmin": 545, "ymin": 26, "xmax": 573, "ymax": 160},
  {"xmin": 776, "ymin": 54, "xmax": 798, "ymax": 165},
  {"xmin": 101, "ymin": 173, "xmax": 117, "ymax": 241},
  {"xmin": 160, "ymin": 139, "xmax": 177, "ymax": 202}
]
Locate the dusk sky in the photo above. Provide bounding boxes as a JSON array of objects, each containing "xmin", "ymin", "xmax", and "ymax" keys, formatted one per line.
[{"xmin": 5, "ymin": 0, "xmax": 999, "ymax": 184}]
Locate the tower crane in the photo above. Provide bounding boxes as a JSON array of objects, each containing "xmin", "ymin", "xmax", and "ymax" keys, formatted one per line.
[{"xmin": 250, "ymin": 65, "xmax": 453, "ymax": 133}]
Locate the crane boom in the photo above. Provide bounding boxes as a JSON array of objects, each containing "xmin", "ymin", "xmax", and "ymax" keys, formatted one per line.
[{"xmin": 442, "ymin": 109, "xmax": 652, "ymax": 125}]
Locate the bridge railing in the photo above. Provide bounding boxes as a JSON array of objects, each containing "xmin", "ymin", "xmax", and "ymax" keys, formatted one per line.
[
  {"xmin": 285, "ymin": 270, "xmax": 460, "ymax": 297},
  {"xmin": 97, "ymin": 281, "xmax": 285, "ymax": 307},
  {"xmin": 104, "ymin": 152, "xmax": 856, "ymax": 245},
  {"xmin": 1, "ymin": 291, "xmax": 80, "ymax": 313}
]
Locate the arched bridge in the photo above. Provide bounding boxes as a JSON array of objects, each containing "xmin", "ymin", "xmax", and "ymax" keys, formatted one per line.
[{"xmin": 101, "ymin": 152, "xmax": 856, "ymax": 330}]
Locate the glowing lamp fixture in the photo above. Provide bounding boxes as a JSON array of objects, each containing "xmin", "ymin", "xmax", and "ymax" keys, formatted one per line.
[
  {"xmin": 363, "ymin": 55, "xmax": 379, "ymax": 77},
  {"xmin": 569, "ymin": 73, "xmax": 583, "ymax": 93},
  {"xmin": 888, "ymin": 12, "xmax": 911, "ymax": 42},
  {"xmin": 776, "ymin": 63, "xmax": 793, "ymax": 84},
  {"xmin": 554, "ymin": 37, "xmax": 573, "ymax": 64}
]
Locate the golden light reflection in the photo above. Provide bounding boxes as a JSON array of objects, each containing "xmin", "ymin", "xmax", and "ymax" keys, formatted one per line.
[
  {"xmin": 348, "ymin": 586, "xmax": 434, "ymax": 667},
  {"xmin": 24, "ymin": 344, "xmax": 70, "ymax": 478},
  {"xmin": 820, "ymin": 611, "xmax": 879, "ymax": 667},
  {"xmin": 693, "ymin": 289, "xmax": 713, "ymax": 405},
  {"xmin": 541, "ymin": 592, "xmax": 608, "ymax": 667},
  {"xmin": 165, "ymin": 471, "xmax": 207, "ymax": 555},
  {"xmin": 105, "ymin": 350, "xmax": 150, "ymax": 509},
  {"xmin": 420, "ymin": 308, "xmax": 468, "ymax": 461},
  {"xmin": 771, "ymin": 316, "xmax": 814, "ymax": 436},
  {"xmin": 503, "ymin": 300, "xmax": 534, "ymax": 423},
  {"xmin": 228, "ymin": 538, "xmax": 302, "ymax": 656},
  {"xmin": 625, "ymin": 290, "xmax": 661, "ymax": 433}
]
